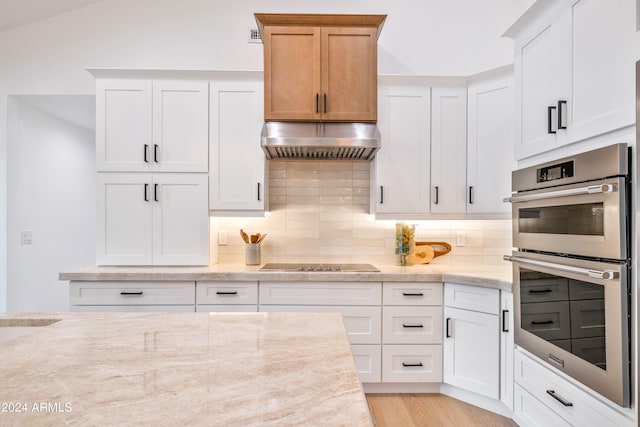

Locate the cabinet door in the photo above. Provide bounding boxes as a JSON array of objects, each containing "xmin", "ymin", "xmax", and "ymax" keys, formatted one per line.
[
  {"xmin": 151, "ymin": 174, "xmax": 209, "ymax": 265},
  {"xmin": 500, "ymin": 291, "xmax": 514, "ymax": 410},
  {"xmin": 96, "ymin": 173, "xmax": 153, "ymax": 265},
  {"xmin": 443, "ymin": 306, "xmax": 500, "ymax": 399},
  {"xmin": 516, "ymin": 10, "xmax": 571, "ymax": 160},
  {"xmin": 96, "ymin": 79, "xmax": 152, "ymax": 172},
  {"xmin": 568, "ymin": 0, "xmax": 635, "ymax": 142},
  {"xmin": 321, "ymin": 27, "xmax": 377, "ymax": 122},
  {"xmin": 263, "ymin": 26, "xmax": 321, "ymax": 121},
  {"xmin": 466, "ymin": 78, "xmax": 514, "ymax": 215},
  {"xmin": 375, "ymin": 88, "xmax": 431, "ymax": 214},
  {"xmin": 152, "ymin": 81, "xmax": 209, "ymax": 172},
  {"xmin": 209, "ymin": 82, "xmax": 265, "ymax": 212},
  {"xmin": 430, "ymin": 87, "xmax": 467, "ymax": 214}
]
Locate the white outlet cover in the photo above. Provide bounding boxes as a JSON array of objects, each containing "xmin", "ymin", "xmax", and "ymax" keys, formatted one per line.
[
  {"xmin": 218, "ymin": 230, "xmax": 228, "ymax": 245},
  {"xmin": 20, "ymin": 230, "xmax": 33, "ymax": 245},
  {"xmin": 456, "ymin": 232, "xmax": 465, "ymax": 246}
]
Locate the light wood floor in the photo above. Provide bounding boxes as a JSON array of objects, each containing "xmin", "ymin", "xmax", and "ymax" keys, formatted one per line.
[{"xmin": 366, "ymin": 393, "xmax": 517, "ymax": 427}]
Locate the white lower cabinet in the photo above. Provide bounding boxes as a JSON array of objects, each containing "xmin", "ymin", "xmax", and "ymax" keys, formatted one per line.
[
  {"xmin": 351, "ymin": 344, "xmax": 382, "ymax": 383},
  {"xmin": 196, "ymin": 281, "xmax": 258, "ymax": 312},
  {"xmin": 382, "ymin": 344, "xmax": 443, "ymax": 382},
  {"xmin": 513, "ymin": 349, "xmax": 636, "ymax": 427},
  {"xmin": 500, "ymin": 291, "xmax": 514, "ymax": 410},
  {"xmin": 443, "ymin": 283, "xmax": 500, "ymax": 399}
]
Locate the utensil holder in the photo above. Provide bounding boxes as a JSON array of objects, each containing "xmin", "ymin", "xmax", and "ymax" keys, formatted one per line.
[{"xmin": 245, "ymin": 243, "xmax": 261, "ymax": 265}]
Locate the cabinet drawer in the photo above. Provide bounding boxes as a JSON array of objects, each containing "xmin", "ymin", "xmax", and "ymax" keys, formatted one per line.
[
  {"xmin": 70, "ymin": 305, "xmax": 194, "ymax": 312},
  {"xmin": 383, "ymin": 306, "xmax": 442, "ymax": 344},
  {"xmin": 70, "ymin": 281, "xmax": 195, "ymax": 305},
  {"xmin": 444, "ymin": 283, "xmax": 499, "ymax": 314},
  {"xmin": 383, "ymin": 282, "xmax": 442, "ymax": 305},
  {"xmin": 514, "ymin": 384, "xmax": 571, "ymax": 427},
  {"xmin": 514, "ymin": 350, "xmax": 635, "ymax": 427},
  {"xmin": 382, "ymin": 345, "xmax": 442, "ymax": 383},
  {"xmin": 352, "ymin": 344, "xmax": 381, "ymax": 383},
  {"xmin": 196, "ymin": 305, "xmax": 258, "ymax": 313},
  {"xmin": 196, "ymin": 282, "xmax": 258, "ymax": 305},
  {"xmin": 259, "ymin": 282, "xmax": 381, "ymax": 306},
  {"xmin": 260, "ymin": 305, "xmax": 381, "ymax": 344}
]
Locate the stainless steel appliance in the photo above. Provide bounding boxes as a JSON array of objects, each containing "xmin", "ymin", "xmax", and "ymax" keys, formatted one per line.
[
  {"xmin": 504, "ymin": 143, "xmax": 631, "ymax": 407},
  {"xmin": 259, "ymin": 263, "xmax": 380, "ymax": 272}
]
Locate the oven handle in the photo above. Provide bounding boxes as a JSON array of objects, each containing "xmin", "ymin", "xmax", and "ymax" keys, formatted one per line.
[
  {"xmin": 503, "ymin": 183, "xmax": 616, "ymax": 203},
  {"xmin": 503, "ymin": 255, "xmax": 619, "ymax": 280}
]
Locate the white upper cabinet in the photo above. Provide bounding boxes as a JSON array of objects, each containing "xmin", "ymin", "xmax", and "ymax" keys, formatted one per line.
[
  {"xmin": 209, "ymin": 81, "xmax": 265, "ymax": 213},
  {"xmin": 467, "ymin": 77, "xmax": 514, "ymax": 215},
  {"xmin": 430, "ymin": 87, "xmax": 467, "ymax": 215},
  {"xmin": 97, "ymin": 79, "xmax": 209, "ymax": 172},
  {"xmin": 374, "ymin": 88, "xmax": 431, "ymax": 214},
  {"xmin": 510, "ymin": 0, "xmax": 635, "ymax": 160}
]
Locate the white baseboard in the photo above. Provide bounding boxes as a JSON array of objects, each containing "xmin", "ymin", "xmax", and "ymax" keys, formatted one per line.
[{"xmin": 363, "ymin": 382, "xmax": 441, "ymax": 394}]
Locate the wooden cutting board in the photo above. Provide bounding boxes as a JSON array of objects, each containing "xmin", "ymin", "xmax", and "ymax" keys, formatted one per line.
[{"xmin": 407, "ymin": 241, "xmax": 452, "ymax": 264}]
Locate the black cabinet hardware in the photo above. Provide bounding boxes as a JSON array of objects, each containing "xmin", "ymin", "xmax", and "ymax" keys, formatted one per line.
[
  {"xmin": 216, "ymin": 291, "xmax": 238, "ymax": 295},
  {"xmin": 144, "ymin": 183, "xmax": 149, "ymax": 202},
  {"xmin": 154, "ymin": 144, "xmax": 159, "ymax": 162},
  {"xmin": 257, "ymin": 182, "xmax": 261, "ymax": 201},
  {"xmin": 548, "ymin": 106, "xmax": 557, "ymax": 134},
  {"xmin": 531, "ymin": 320, "xmax": 554, "ymax": 325},
  {"xmin": 546, "ymin": 390, "xmax": 573, "ymax": 407},
  {"xmin": 469, "ymin": 186, "xmax": 473, "ymax": 204},
  {"xmin": 315, "ymin": 93, "xmax": 319, "ymax": 113},
  {"xmin": 402, "ymin": 362, "xmax": 423, "ymax": 367},
  {"xmin": 144, "ymin": 144, "xmax": 149, "ymax": 162},
  {"xmin": 120, "ymin": 291, "xmax": 143, "ymax": 296},
  {"xmin": 529, "ymin": 289, "xmax": 552, "ymax": 294},
  {"xmin": 402, "ymin": 324, "xmax": 424, "ymax": 328},
  {"xmin": 502, "ymin": 309, "xmax": 509, "ymax": 332},
  {"xmin": 435, "ymin": 186, "xmax": 439, "ymax": 205},
  {"xmin": 445, "ymin": 317, "xmax": 451, "ymax": 337},
  {"xmin": 402, "ymin": 292, "xmax": 424, "ymax": 297},
  {"xmin": 154, "ymin": 183, "xmax": 159, "ymax": 202},
  {"xmin": 380, "ymin": 186, "xmax": 384, "ymax": 204},
  {"xmin": 324, "ymin": 93, "xmax": 327, "ymax": 113},
  {"xmin": 557, "ymin": 100, "xmax": 567, "ymax": 130}
]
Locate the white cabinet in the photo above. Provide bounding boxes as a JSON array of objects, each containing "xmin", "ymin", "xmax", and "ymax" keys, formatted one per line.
[
  {"xmin": 509, "ymin": 0, "xmax": 635, "ymax": 159},
  {"xmin": 430, "ymin": 87, "xmax": 467, "ymax": 214},
  {"xmin": 96, "ymin": 79, "xmax": 209, "ymax": 172},
  {"xmin": 443, "ymin": 283, "xmax": 500, "ymax": 399},
  {"xmin": 500, "ymin": 291, "xmax": 514, "ymax": 410},
  {"xmin": 374, "ymin": 88, "xmax": 431, "ymax": 214},
  {"xmin": 96, "ymin": 173, "xmax": 209, "ymax": 266},
  {"xmin": 466, "ymin": 77, "xmax": 514, "ymax": 215},
  {"xmin": 382, "ymin": 344, "xmax": 443, "ymax": 383},
  {"xmin": 196, "ymin": 281, "xmax": 258, "ymax": 312},
  {"xmin": 209, "ymin": 82, "xmax": 266, "ymax": 213}
]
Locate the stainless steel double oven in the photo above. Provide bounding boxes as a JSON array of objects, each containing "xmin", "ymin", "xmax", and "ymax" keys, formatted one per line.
[{"xmin": 504, "ymin": 143, "xmax": 632, "ymax": 407}]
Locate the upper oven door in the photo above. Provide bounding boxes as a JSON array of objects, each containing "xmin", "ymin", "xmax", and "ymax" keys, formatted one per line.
[{"xmin": 508, "ymin": 177, "xmax": 627, "ymax": 260}]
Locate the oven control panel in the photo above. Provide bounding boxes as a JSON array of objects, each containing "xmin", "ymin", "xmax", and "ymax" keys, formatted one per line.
[{"xmin": 537, "ymin": 160, "xmax": 574, "ymax": 183}]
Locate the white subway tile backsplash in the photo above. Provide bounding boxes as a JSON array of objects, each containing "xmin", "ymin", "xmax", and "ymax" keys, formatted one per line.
[{"xmin": 214, "ymin": 161, "xmax": 512, "ymax": 265}]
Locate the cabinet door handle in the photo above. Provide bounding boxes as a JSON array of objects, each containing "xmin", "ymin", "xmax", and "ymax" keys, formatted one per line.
[
  {"xmin": 469, "ymin": 186, "xmax": 473, "ymax": 204},
  {"xmin": 529, "ymin": 288, "xmax": 553, "ymax": 294},
  {"xmin": 531, "ymin": 320, "xmax": 554, "ymax": 325},
  {"xmin": 257, "ymin": 182, "xmax": 261, "ymax": 201},
  {"xmin": 144, "ymin": 183, "xmax": 149, "ymax": 202},
  {"xmin": 315, "ymin": 93, "xmax": 319, "ymax": 113},
  {"xmin": 502, "ymin": 309, "xmax": 509, "ymax": 332},
  {"xmin": 144, "ymin": 144, "xmax": 149, "ymax": 163},
  {"xmin": 402, "ymin": 292, "xmax": 424, "ymax": 297},
  {"xmin": 546, "ymin": 390, "xmax": 573, "ymax": 407},
  {"xmin": 323, "ymin": 93, "xmax": 327, "ymax": 113},
  {"xmin": 557, "ymin": 100, "xmax": 567, "ymax": 130},
  {"xmin": 120, "ymin": 291, "xmax": 143, "ymax": 296},
  {"xmin": 215, "ymin": 291, "xmax": 238, "ymax": 295},
  {"xmin": 547, "ymin": 106, "xmax": 557, "ymax": 134},
  {"xmin": 435, "ymin": 186, "xmax": 439, "ymax": 205},
  {"xmin": 402, "ymin": 324, "xmax": 424, "ymax": 328},
  {"xmin": 154, "ymin": 144, "xmax": 159, "ymax": 163},
  {"xmin": 380, "ymin": 186, "xmax": 384, "ymax": 204},
  {"xmin": 402, "ymin": 362, "xmax": 423, "ymax": 367},
  {"xmin": 445, "ymin": 317, "xmax": 451, "ymax": 338},
  {"xmin": 154, "ymin": 183, "xmax": 159, "ymax": 202}
]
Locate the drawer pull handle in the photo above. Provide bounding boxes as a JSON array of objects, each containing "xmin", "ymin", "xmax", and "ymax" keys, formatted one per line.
[
  {"xmin": 120, "ymin": 291, "xmax": 143, "ymax": 296},
  {"xmin": 216, "ymin": 291, "xmax": 238, "ymax": 295},
  {"xmin": 402, "ymin": 324, "xmax": 424, "ymax": 328},
  {"xmin": 402, "ymin": 362, "xmax": 423, "ymax": 367},
  {"xmin": 502, "ymin": 309, "xmax": 509, "ymax": 332},
  {"xmin": 402, "ymin": 292, "xmax": 424, "ymax": 297},
  {"xmin": 529, "ymin": 289, "xmax": 553, "ymax": 294},
  {"xmin": 531, "ymin": 320, "xmax": 554, "ymax": 325},
  {"xmin": 445, "ymin": 317, "xmax": 451, "ymax": 338},
  {"xmin": 546, "ymin": 389, "xmax": 573, "ymax": 407}
]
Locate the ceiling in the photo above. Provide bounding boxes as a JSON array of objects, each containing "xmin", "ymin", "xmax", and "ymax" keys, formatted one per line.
[{"xmin": 0, "ymin": 0, "xmax": 104, "ymax": 32}]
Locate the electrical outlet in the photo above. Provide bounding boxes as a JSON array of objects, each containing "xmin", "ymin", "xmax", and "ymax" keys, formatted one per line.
[
  {"xmin": 218, "ymin": 230, "xmax": 228, "ymax": 245},
  {"xmin": 20, "ymin": 230, "xmax": 32, "ymax": 245},
  {"xmin": 456, "ymin": 232, "xmax": 466, "ymax": 247}
]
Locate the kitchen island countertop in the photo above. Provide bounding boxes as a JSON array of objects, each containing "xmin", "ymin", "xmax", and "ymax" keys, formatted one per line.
[{"xmin": 0, "ymin": 312, "xmax": 370, "ymax": 426}]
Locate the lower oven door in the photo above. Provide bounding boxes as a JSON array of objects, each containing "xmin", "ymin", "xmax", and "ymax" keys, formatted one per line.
[
  {"xmin": 506, "ymin": 251, "xmax": 630, "ymax": 407},
  {"xmin": 508, "ymin": 177, "xmax": 627, "ymax": 260}
]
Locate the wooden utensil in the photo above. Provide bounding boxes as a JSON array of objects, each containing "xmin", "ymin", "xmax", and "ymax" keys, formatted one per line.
[
  {"xmin": 407, "ymin": 241, "xmax": 452, "ymax": 264},
  {"xmin": 257, "ymin": 233, "xmax": 267, "ymax": 243},
  {"xmin": 240, "ymin": 229, "xmax": 249, "ymax": 244}
]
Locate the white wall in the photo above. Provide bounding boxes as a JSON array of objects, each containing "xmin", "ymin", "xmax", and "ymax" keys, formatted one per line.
[
  {"xmin": 7, "ymin": 97, "xmax": 95, "ymax": 312},
  {"xmin": 0, "ymin": 0, "xmax": 534, "ymax": 311}
]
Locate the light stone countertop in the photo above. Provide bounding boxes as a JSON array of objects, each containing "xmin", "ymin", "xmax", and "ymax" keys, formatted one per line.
[
  {"xmin": 60, "ymin": 262, "xmax": 513, "ymax": 292},
  {"xmin": 0, "ymin": 311, "xmax": 371, "ymax": 426}
]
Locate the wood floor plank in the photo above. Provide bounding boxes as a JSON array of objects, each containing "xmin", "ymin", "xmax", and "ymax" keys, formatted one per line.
[{"xmin": 366, "ymin": 393, "xmax": 517, "ymax": 427}]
